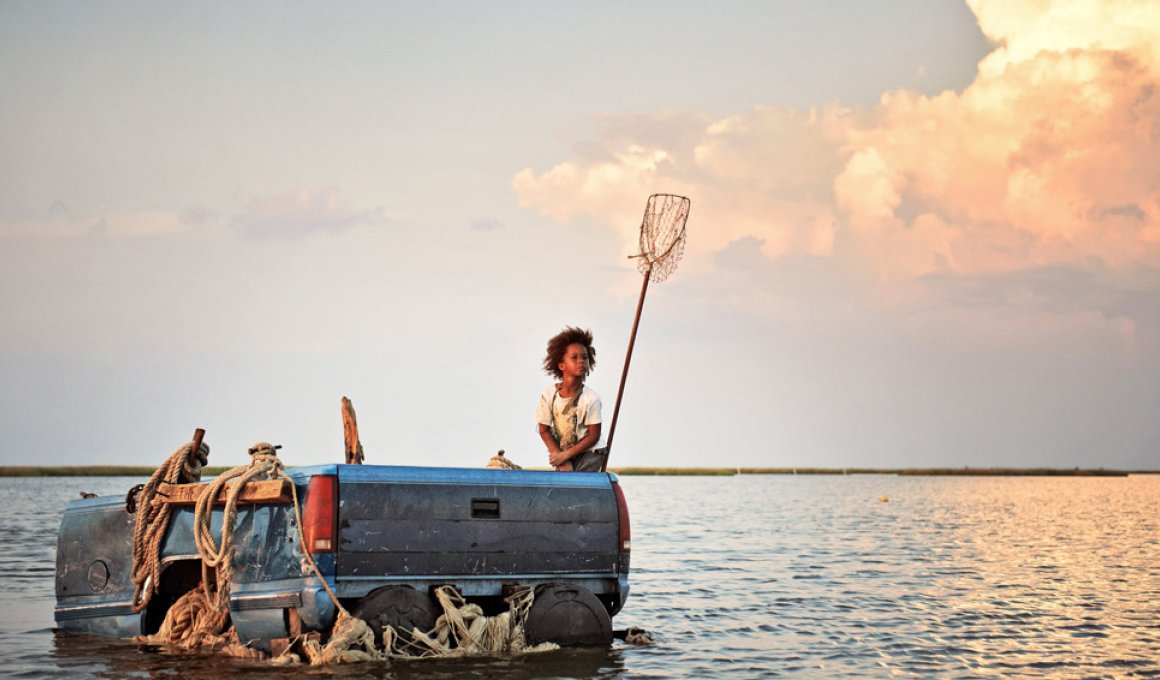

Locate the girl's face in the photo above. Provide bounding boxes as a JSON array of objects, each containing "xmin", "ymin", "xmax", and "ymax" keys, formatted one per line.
[{"xmin": 559, "ymin": 343, "xmax": 590, "ymax": 380}]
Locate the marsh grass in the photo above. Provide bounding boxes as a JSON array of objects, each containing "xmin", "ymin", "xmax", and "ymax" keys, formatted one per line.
[
  {"xmin": 610, "ymin": 467, "xmax": 738, "ymax": 476},
  {"xmin": 0, "ymin": 466, "xmax": 234, "ymax": 477},
  {"xmin": 2, "ymin": 465, "xmax": 1146, "ymax": 477}
]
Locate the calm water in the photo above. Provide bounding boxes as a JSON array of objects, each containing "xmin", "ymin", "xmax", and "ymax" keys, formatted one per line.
[{"xmin": 2, "ymin": 474, "xmax": 1158, "ymax": 678}]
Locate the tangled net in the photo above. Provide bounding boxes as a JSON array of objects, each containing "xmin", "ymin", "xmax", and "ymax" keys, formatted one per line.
[
  {"xmin": 383, "ymin": 586, "xmax": 556, "ymax": 658},
  {"xmin": 283, "ymin": 586, "xmax": 557, "ymax": 664},
  {"xmin": 634, "ymin": 193, "xmax": 689, "ymax": 283}
]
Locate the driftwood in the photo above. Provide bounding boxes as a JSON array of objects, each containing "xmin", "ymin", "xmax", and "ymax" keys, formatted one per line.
[
  {"xmin": 156, "ymin": 479, "xmax": 290, "ymax": 506},
  {"xmin": 342, "ymin": 396, "xmax": 365, "ymax": 465}
]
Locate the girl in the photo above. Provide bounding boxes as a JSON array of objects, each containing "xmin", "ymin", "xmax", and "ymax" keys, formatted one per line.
[{"xmin": 536, "ymin": 327, "xmax": 605, "ymax": 471}]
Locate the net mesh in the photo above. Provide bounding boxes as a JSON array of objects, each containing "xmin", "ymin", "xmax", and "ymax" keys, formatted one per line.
[{"xmin": 635, "ymin": 194, "xmax": 690, "ymax": 283}]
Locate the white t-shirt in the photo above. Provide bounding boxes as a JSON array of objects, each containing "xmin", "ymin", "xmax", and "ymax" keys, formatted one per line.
[{"xmin": 536, "ymin": 384, "xmax": 604, "ymax": 448}]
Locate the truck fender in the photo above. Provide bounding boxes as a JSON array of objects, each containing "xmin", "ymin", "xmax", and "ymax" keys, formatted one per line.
[{"xmin": 298, "ymin": 585, "xmax": 338, "ymax": 632}]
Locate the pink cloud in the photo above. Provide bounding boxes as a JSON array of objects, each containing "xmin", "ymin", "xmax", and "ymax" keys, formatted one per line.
[{"xmin": 513, "ymin": 0, "xmax": 1160, "ymax": 280}]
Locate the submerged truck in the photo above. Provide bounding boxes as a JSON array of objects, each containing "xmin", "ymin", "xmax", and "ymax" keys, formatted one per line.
[{"xmin": 55, "ymin": 463, "xmax": 631, "ymax": 648}]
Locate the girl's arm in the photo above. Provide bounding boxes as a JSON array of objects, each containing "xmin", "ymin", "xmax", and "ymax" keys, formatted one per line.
[
  {"xmin": 549, "ymin": 423, "xmax": 602, "ymax": 468},
  {"xmin": 539, "ymin": 424, "xmax": 561, "ymax": 456}
]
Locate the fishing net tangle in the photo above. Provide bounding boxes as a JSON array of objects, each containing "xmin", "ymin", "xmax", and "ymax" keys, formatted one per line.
[{"xmin": 635, "ymin": 193, "xmax": 689, "ymax": 283}]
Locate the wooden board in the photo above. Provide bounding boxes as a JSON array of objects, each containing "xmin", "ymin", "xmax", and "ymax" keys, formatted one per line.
[{"xmin": 157, "ymin": 479, "xmax": 291, "ymax": 506}]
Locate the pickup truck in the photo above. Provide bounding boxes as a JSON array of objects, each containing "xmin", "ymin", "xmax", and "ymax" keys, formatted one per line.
[{"xmin": 54, "ymin": 464, "xmax": 631, "ymax": 648}]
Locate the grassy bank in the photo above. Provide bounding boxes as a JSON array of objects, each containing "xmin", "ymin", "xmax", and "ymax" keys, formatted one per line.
[
  {"xmin": 0, "ymin": 466, "xmax": 234, "ymax": 477},
  {"xmin": 2, "ymin": 465, "xmax": 1150, "ymax": 477},
  {"xmin": 893, "ymin": 467, "xmax": 1136, "ymax": 477},
  {"xmin": 614, "ymin": 467, "xmax": 1142, "ymax": 476}
]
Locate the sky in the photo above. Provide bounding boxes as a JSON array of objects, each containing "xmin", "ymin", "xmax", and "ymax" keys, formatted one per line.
[{"xmin": 2, "ymin": 0, "xmax": 1158, "ymax": 470}]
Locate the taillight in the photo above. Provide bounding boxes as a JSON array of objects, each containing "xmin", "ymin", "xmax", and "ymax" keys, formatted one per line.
[
  {"xmin": 612, "ymin": 480, "xmax": 631, "ymax": 553},
  {"xmin": 303, "ymin": 475, "xmax": 337, "ymax": 554}
]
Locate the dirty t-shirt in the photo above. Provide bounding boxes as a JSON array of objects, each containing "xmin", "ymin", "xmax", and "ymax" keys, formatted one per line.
[{"xmin": 536, "ymin": 384, "xmax": 604, "ymax": 450}]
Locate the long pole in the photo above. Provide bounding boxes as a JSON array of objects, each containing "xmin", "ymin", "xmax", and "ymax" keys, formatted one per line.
[{"xmin": 601, "ymin": 268, "xmax": 651, "ymax": 471}]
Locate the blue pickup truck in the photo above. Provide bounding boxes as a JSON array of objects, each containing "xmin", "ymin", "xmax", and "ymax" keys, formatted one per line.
[{"xmin": 55, "ymin": 464, "xmax": 631, "ymax": 648}]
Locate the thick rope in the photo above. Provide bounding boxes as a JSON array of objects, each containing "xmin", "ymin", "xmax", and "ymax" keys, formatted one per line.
[
  {"xmin": 193, "ymin": 443, "xmax": 350, "ymax": 641},
  {"xmin": 133, "ymin": 440, "xmax": 351, "ymax": 660},
  {"xmin": 192, "ymin": 444, "xmax": 283, "ymax": 612},
  {"xmin": 486, "ymin": 449, "xmax": 522, "ymax": 470},
  {"xmin": 129, "ymin": 440, "xmax": 209, "ymax": 613},
  {"xmin": 298, "ymin": 611, "xmax": 380, "ymax": 664}
]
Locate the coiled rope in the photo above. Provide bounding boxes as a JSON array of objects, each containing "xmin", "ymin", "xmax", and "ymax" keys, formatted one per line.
[
  {"xmin": 486, "ymin": 449, "xmax": 522, "ymax": 470},
  {"xmin": 129, "ymin": 440, "xmax": 209, "ymax": 613},
  {"xmin": 134, "ymin": 439, "xmax": 349, "ymax": 655},
  {"xmin": 192, "ymin": 442, "xmax": 284, "ymax": 611}
]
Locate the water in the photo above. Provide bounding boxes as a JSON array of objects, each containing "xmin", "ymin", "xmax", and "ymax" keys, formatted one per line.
[{"xmin": 2, "ymin": 474, "xmax": 1158, "ymax": 678}]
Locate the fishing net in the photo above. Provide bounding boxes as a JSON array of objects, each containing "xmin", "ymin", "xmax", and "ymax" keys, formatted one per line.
[
  {"xmin": 634, "ymin": 193, "xmax": 689, "ymax": 283},
  {"xmin": 603, "ymin": 193, "xmax": 691, "ymax": 468}
]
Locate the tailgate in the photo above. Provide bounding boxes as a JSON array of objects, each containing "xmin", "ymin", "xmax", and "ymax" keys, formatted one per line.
[{"xmin": 336, "ymin": 465, "xmax": 619, "ymax": 578}]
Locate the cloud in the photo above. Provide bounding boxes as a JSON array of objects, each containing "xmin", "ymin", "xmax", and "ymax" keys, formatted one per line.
[
  {"xmin": 2, "ymin": 186, "xmax": 385, "ymax": 243},
  {"xmin": 513, "ymin": 0, "xmax": 1160, "ymax": 283},
  {"xmin": 94, "ymin": 210, "xmax": 186, "ymax": 237},
  {"xmin": 2, "ymin": 208, "xmax": 196, "ymax": 239},
  {"xmin": 236, "ymin": 186, "xmax": 384, "ymax": 238},
  {"xmin": 969, "ymin": 0, "xmax": 1160, "ymax": 72},
  {"xmin": 470, "ymin": 217, "xmax": 502, "ymax": 232}
]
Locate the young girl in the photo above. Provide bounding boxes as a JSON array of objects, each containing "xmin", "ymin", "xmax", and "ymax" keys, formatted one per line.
[{"xmin": 536, "ymin": 327, "xmax": 605, "ymax": 472}]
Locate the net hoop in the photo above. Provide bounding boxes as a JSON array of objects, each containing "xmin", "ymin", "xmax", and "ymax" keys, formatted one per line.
[{"xmin": 635, "ymin": 194, "xmax": 689, "ymax": 283}]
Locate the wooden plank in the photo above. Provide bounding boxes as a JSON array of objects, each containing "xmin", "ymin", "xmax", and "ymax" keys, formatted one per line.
[
  {"xmin": 157, "ymin": 479, "xmax": 291, "ymax": 506},
  {"xmin": 342, "ymin": 396, "xmax": 365, "ymax": 465}
]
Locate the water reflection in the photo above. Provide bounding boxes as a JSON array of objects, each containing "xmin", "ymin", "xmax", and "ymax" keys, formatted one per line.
[
  {"xmin": 48, "ymin": 631, "xmax": 627, "ymax": 680},
  {"xmin": 615, "ymin": 474, "xmax": 1160, "ymax": 678}
]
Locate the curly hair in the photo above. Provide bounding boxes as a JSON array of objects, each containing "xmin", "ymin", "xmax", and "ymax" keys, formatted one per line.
[{"xmin": 543, "ymin": 326, "xmax": 596, "ymax": 379}]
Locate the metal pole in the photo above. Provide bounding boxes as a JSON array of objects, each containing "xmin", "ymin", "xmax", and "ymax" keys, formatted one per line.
[{"xmin": 602, "ymin": 270, "xmax": 651, "ymax": 471}]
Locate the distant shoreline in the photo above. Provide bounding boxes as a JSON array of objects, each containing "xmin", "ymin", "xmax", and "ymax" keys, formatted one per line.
[{"xmin": 0, "ymin": 465, "xmax": 1153, "ymax": 477}]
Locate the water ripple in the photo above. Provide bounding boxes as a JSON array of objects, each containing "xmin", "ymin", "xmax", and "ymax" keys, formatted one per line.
[{"xmin": 4, "ymin": 474, "xmax": 1160, "ymax": 677}]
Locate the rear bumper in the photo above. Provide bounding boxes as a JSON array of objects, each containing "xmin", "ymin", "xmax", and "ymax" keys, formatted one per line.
[
  {"xmin": 54, "ymin": 599, "xmax": 142, "ymax": 637},
  {"xmin": 54, "ymin": 579, "xmax": 339, "ymax": 643}
]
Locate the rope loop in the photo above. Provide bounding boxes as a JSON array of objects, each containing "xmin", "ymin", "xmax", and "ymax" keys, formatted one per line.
[
  {"xmin": 193, "ymin": 442, "xmax": 286, "ymax": 611},
  {"xmin": 129, "ymin": 439, "xmax": 210, "ymax": 612}
]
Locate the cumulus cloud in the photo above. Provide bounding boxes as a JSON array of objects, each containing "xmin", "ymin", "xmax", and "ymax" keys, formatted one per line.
[
  {"xmin": 513, "ymin": 0, "xmax": 1160, "ymax": 284},
  {"xmin": 237, "ymin": 186, "xmax": 384, "ymax": 238}
]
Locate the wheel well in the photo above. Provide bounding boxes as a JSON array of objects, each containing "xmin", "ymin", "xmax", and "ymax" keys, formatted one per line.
[{"xmin": 143, "ymin": 559, "xmax": 203, "ymax": 635}]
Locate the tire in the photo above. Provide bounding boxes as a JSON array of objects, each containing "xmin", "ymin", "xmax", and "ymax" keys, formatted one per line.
[
  {"xmin": 353, "ymin": 586, "xmax": 439, "ymax": 646},
  {"xmin": 525, "ymin": 583, "xmax": 613, "ymax": 647}
]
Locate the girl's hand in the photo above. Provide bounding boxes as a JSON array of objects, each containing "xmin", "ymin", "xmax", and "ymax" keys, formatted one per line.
[{"xmin": 548, "ymin": 448, "xmax": 570, "ymax": 467}]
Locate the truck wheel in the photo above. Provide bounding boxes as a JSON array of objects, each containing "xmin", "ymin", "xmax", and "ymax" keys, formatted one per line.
[
  {"xmin": 353, "ymin": 586, "xmax": 438, "ymax": 646},
  {"xmin": 525, "ymin": 584, "xmax": 613, "ymax": 647}
]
